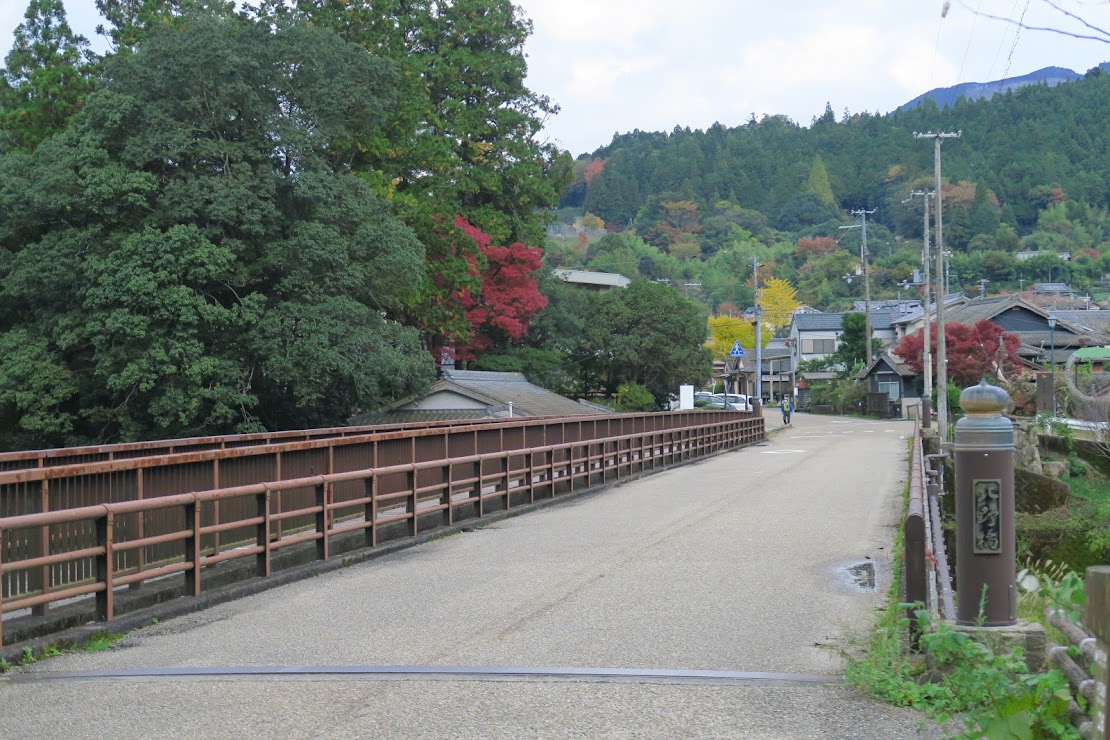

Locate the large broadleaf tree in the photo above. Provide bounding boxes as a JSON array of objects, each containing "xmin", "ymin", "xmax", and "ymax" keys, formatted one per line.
[{"xmin": 0, "ymin": 12, "xmax": 433, "ymax": 448}]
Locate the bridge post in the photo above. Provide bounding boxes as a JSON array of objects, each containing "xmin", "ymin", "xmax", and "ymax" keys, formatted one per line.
[
  {"xmin": 1089, "ymin": 566, "xmax": 1109, "ymax": 740},
  {"xmin": 95, "ymin": 512, "xmax": 115, "ymax": 622},
  {"xmin": 954, "ymin": 381, "xmax": 1016, "ymax": 626}
]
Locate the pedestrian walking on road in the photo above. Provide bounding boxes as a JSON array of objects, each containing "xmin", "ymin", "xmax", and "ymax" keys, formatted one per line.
[{"xmin": 780, "ymin": 396, "xmax": 791, "ymax": 425}]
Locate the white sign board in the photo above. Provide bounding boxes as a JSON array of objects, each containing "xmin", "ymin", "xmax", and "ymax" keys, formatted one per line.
[{"xmin": 679, "ymin": 385, "xmax": 694, "ymax": 410}]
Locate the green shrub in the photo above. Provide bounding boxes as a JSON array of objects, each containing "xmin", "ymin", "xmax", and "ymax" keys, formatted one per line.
[
  {"xmin": 613, "ymin": 382, "xmax": 656, "ymax": 412},
  {"xmin": 1066, "ymin": 452, "xmax": 1087, "ymax": 478}
]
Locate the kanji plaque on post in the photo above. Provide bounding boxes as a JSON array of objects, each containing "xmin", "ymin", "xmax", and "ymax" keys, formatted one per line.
[{"xmin": 973, "ymin": 479, "xmax": 1002, "ymax": 555}]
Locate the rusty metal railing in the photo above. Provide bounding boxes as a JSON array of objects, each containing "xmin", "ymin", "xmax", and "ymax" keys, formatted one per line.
[
  {"xmin": 906, "ymin": 420, "xmax": 955, "ymax": 634},
  {"xmin": 0, "ymin": 412, "xmax": 763, "ymax": 645},
  {"xmin": 905, "ymin": 422, "xmax": 928, "ymax": 636},
  {"xmin": 0, "ymin": 417, "xmax": 531, "ymax": 473}
]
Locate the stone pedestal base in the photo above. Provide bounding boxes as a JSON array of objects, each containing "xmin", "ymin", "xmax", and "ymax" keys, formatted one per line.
[{"xmin": 951, "ymin": 620, "xmax": 1048, "ymax": 673}]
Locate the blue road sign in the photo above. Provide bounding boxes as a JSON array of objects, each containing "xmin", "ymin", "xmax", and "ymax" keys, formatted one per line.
[{"xmin": 730, "ymin": 341, "xmax": 745, "ymax": 358}]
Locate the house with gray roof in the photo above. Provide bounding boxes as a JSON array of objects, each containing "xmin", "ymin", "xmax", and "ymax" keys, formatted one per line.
[
  {"xmin": 941, "ymin": 294, "xmax": 1103, "ymax": 369},
  {"xmin": 891, "ymin": 293, "xmax": 969, "ymax": 341},
  {"xmin": 353, "ymin": 370, "xmax": 612, "ymax": 424},
  {"xmin": 854, "ymin": 350, "xmax": 922, "ymax": 419},
  {"xmin": 788, "ymin": 310, "xmax": 897, "ymax": 372},
  {"xmin": 552, "ymin": 269, "xmax": 630, "ymax": 291},
  {"xmin": 890, "ymin": 293, "xmax": 1109, "ymax": 373}
]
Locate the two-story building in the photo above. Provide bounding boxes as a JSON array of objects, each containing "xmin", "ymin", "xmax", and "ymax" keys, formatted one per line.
[{"xmin": 789, "ymin": 310, "xmax": 897, "ymax": 371}]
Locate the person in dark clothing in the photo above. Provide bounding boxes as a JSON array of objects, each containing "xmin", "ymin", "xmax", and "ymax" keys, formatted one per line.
[{"xmin": 780, "ymin": 396, "xmax": 791, "ymax": 424}]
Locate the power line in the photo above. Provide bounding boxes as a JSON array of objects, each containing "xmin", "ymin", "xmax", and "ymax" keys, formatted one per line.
[
  {"xmin": 986, "ymin": 0, "xmax": 1024, "ymax": 80},
  {"xmin": 958, "ymin": 0, "xmax": 984, "ymax": 84}
]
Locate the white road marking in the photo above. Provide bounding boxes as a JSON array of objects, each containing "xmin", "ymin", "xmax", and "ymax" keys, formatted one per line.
[{"xmin": 761, "ymin": 449, "xmax": 806, "ymax": 454}]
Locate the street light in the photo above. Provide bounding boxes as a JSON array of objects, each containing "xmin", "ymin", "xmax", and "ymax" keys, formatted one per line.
[{"xmin": 1048, "ymin": 314, "xmax": 1057, "ymax": 417}]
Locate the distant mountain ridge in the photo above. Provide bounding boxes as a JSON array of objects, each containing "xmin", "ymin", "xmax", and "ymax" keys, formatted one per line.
[{"xmin": 898, "ymin": 63, "xmax": 1110, "ymax": 111}]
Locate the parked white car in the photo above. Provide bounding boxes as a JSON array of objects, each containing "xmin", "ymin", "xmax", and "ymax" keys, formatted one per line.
[{"xmin": 715, "ymin": 394, "xmax": 753, "ymax": 411}]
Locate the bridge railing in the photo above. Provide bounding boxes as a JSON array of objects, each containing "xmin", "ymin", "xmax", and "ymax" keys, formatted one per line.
[
  {"xmin": 905, "ymin": 420, "xmax": 955, "ymax": 634},
  {"xmin": 0, "ymin": 417, "xmax": 538, "ymax": 473},
  {"xmin": 0, "ymin": 411, "xmax": 763, "ymax": 646}
]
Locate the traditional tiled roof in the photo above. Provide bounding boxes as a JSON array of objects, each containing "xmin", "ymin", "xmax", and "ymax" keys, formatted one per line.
[
  {"xmin": 1050, "ymin": 310, "xmax": 1110, "ymax": 334},
  {"xmin": 793, "ymin": 313, "xmax": 843, "ymax": 331},
  {"xmin": 870, "ymin": 310, "xmax": 896, "ymax": 330},
  {"xmin": 855, "ymin": 350, "xmax": 916, "ymax": 380},
  {"xmin": 348, "ymin": 409, "xmax": 491, "ymax": 426},
  {"xmin": 891, "ymin": 293, "xmax": 968, "ymax": 326},
  {"xmin": 433, "ymin": 370, "xmax": 610, "ymax": 417},
  {"xmin": 852, "ymin": 299, "xmax": 922, "ymax": 316},
  {"xmin": 552, "ymin": 269, "xmax": 630, "ymax": 289},
  {"xmin": 793, "ymin": 310, "xmax": 894, "ymax": 332},
  {"xmin": 943, "ymin": 294, "xmax": 1092, "ymax": 338}
]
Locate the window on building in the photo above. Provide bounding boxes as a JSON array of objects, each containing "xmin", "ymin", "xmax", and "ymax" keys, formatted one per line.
[
  {"xmin": 801, "ymin": 338, "xmax": 836, "ymax": 354},
  {"xmin": 877, "ymin": 374, "xmax": 900, "ymax": 400}
]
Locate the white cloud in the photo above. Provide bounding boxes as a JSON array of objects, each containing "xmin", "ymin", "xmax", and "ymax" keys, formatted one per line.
[
  {"xmin": 3, "ymin": 0, "xmax": 1109, "ymax": 155},
  {"xmin": 566, "ymin": 54, "xmax": 664, "ymax": 100}
]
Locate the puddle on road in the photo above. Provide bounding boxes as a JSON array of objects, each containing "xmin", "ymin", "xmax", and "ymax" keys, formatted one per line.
[
  {"xmin": 846, "ymin": 561, "xmax": 876, "ymax": 590},
  {"xmin": 829, "ymin": 560, "xmax": 878, "ymax": 593}
]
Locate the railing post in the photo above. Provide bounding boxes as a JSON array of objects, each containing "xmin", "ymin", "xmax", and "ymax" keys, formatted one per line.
[
  {"xmin": 409, "ymin": 469, "xmax": 418, "ymax": 536},
  {"xmin": 257, "ymin": 488, "xmax": 270, "ymax": 578},
  {"xmin": 132, "ymin": 469, "xmax": 145, "ymax": 591},
  {"xmin": 316, "ymin": 481, "xmax": 329, "ymax": 562},
  {"xmin": 211, "ymin": 459, "xmax": 221, "ymax": 556},
  {"xmin": 370, "ymin": 472, "xmax": 379, "ymax": 547},
  {"xmin": 184, "ymin": 499, "xmax": 200, "ymax": 597},
  {"xmin": 364, "ymin": 476, "xmax": 376, "ymax": 546},
  {"xmin": 1088, "ymin": 566, "xmax": 1109, "ymax": 740},
  {"xmin": 33, "ymin": 479, "xmax": 49, "ymax": 617},
  {"xmin": 0, "ymin": 524, "xmax": 5, "ymax": 648},
  {"xmin": 95, "ymin": 511, "xmax": 114, "ymax": 622}
]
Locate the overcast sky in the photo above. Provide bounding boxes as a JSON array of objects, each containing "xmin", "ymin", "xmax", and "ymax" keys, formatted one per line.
[{"xmin": 3, "ymin": 0, "xmax": 1109, "ymax": 156}]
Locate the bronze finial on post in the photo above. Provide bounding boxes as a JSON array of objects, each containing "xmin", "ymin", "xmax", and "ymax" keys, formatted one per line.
[{"xmin": 954, "ymin": 380, "xmax": 1016, "ymax": 626}]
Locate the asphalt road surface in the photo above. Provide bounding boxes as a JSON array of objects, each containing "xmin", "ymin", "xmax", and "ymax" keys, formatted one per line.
[{"xmin": 1, "ymin": 412, "xmax": 941, "ymax": 739}]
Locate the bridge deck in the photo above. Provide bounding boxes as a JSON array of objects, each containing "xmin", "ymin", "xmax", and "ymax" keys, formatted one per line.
[{"xmin": 0, "ymin": 413, "xmax": 942, "ymax": 738}]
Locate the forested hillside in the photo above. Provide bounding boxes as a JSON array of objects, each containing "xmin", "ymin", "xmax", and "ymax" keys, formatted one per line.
[{"xmin": 549, "ymin": 69, "xmax": 1110, "ymax": 313}]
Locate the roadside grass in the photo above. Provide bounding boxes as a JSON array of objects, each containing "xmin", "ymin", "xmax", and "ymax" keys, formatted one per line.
[
  {"xmin": 0, "ymin": 631, "xmax": 125, "ymax": 673},
  {"xmin": 844, "ymin": 440, "xmax": 1077, "ymax": 738}
]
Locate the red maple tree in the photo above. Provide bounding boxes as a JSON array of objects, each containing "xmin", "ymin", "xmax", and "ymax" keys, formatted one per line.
[
  {"xmin": 583, "ymin": 157, "xmax": 606, "ymax": 184},
  {"xmin": 450, "ymin": 216, "xmax": 547, "ymax": 360},
  {"xmin": 893, "ymin": 320, "xmax": 1023, "ymax": 387},
  {"xmin": 795, "ymin": 236, "xmax": 839, "ymax": 258}
]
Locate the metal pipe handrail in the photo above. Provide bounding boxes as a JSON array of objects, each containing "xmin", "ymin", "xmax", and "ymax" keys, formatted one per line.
[
  {"xmin": 0, "ymin": 416, "xmax": 554, "ymax": 468},
  {"xmin": 0, "ymin": 411, "xmax": 743, "ymax": 486}
]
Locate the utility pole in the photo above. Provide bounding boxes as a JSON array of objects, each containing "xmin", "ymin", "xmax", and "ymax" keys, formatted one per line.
[
  {"xmin": 753, "ymin": 257, "xmax": 763, "ymax": 412},
  {"xmin": 840, "ymin": 209, "xmax": 877, "ymax": 364},
  {"xmin": 914, "ymin": 130, "xmax": 961, "ymax": 442},
  {"xmin": 905, "ymin": 190, "xmax": 934, "ymax": 428}
]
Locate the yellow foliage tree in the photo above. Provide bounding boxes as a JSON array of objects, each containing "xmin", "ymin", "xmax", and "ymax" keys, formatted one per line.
[
  {"xmin": 759, "ymin": 278, "xmax": 799, "ymax": 330},
  {"xmin": 582, "ymin": 212, "xmax": 605, "ymax": 230},
  {"xmin": 704, "ymin": 315, "xmax": 768, "ymax": 361}
]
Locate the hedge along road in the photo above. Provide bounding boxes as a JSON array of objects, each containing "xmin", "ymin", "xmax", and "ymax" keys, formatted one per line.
[{"xmin": 0, "ymin": 412, "xmax": 940, "ymax": 739}]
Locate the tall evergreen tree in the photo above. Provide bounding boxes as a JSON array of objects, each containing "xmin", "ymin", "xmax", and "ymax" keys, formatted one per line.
[
  {"xmin": 806, "ymin": 154, "xmax": 836, "ymax": 205},
  {"xmin": 0, "ymin": 0, "xmax": 96, "ymax": 149},
  {"xmin": 268, "ymin": 0, "xmax": 572, "ymax": 345}
]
